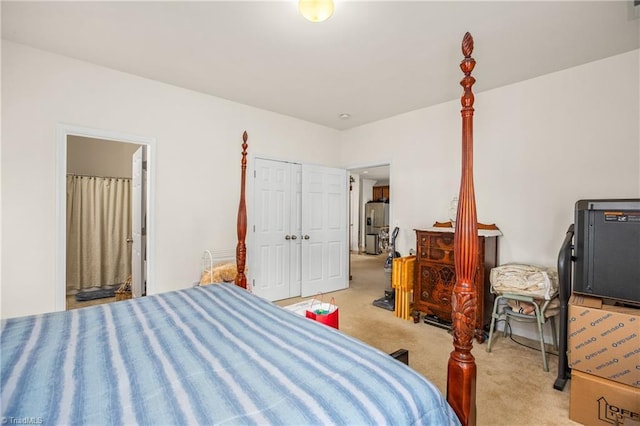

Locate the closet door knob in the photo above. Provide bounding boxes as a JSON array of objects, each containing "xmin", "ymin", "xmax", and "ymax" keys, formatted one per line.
[
  {"xmin": 285, "ymin": 235, "xmax": 291, "ymax": 240},
  {"xmin": 303, "ymin": 235, "xmax": 310, "ymax": 240},
  {"xmin": 291, "ymin": 235, "xmax": 298, "ymax": 240}
]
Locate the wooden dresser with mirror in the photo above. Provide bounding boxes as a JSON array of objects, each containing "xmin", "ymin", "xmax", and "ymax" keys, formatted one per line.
[{"xmin": 414, "ymin": 223, "xmax": 500, "ymax": 342}]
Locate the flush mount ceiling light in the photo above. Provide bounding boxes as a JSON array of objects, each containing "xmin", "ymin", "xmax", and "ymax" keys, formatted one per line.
[{"xmin": 298, "ymin": 0, "xmax": 335, "ymax": 23}]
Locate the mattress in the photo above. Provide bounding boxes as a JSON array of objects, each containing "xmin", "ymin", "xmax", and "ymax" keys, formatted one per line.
[{"xmin": 1, "ymin": 283, "xmax": 459, "ymax": 425}]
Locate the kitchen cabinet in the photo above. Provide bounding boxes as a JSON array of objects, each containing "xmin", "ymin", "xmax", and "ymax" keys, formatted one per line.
[{"xmin": 372, "ymin": 185, "xmax": 389, "ymax": 201}]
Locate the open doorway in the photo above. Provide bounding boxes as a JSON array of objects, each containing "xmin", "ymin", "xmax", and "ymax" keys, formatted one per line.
[
  {"xmin": 347, "ymin": 164, "xmax": 392, "ymax": 304},
  {"xmin": 56, "ymin": 125, "xmax": 155, "ymax": 312},
  {"xmin": 348, "ymin": 164, "xmax": 391, "ymax": 253}
]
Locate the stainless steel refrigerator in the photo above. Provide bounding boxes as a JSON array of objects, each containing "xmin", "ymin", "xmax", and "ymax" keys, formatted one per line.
[{"xmin": 365, "ymin": 202, "xmax": 389, "ymax": 254}]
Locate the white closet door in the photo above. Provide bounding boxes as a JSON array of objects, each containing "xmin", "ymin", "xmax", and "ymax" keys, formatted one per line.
[
  {"xmin": 301, "ymin": 165, "xmax": 348, "ymax": 297},
  {"xmin": 252, "ymin": 159, "xmax": 300, "ymax": 301}
]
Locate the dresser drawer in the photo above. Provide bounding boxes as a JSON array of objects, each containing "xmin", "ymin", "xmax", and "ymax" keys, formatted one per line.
[
  {"xmin": 425, "ymin": 247, "xmax": 454, "ymax": 263},
  {"xmin": 417, "ymin": 231, "xmax": 455, "ymax": 262},
  {"xmin": 430, "ymin": 233, "xmax": 455, "ymax": 250},
  {"xmin": 417, "ymin": 233, "xmax": 428, "ymax": 260}
]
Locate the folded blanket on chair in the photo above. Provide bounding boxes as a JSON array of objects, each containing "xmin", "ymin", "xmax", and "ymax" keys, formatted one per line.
[{"xmin": 490, "ymin": 263, "xmax": 558, "ymax": 300}]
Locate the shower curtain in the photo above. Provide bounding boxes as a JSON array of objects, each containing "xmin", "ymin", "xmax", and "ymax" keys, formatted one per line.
[{"xmin": 66, "ymin": 175, "xmax": 132, "ymax": 293}]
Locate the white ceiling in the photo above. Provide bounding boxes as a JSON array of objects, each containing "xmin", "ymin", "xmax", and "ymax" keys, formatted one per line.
[
  {"xmin": 2, "ymin": 1, "xmax": 639, "ymax": 130},
  {"xmin": 350, "ymin": 165, "xmax": 390, "ymax": 182}
]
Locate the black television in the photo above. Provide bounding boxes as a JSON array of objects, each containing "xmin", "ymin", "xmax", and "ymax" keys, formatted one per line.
[{"xmin": 573, "ymin": 199, "xmax": 640, "ymax": 305}]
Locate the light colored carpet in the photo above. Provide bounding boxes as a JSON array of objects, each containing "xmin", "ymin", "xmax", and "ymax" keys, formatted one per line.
[{"xmin": 277, "ymin": 253, "xmax": 578, "ymax": 426}]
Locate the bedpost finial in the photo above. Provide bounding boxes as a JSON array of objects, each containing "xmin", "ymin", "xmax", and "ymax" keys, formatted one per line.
[
  {"xmin": 462, "ymin": 32, "xmax": 474, "ymax": 58},
  {"xmin": 241, "ymin": 131, "xmax": 248, "ymax": 157},
  {"xmin": 460, "ymin": 32, "xmax": 476, "ymax": 78}
]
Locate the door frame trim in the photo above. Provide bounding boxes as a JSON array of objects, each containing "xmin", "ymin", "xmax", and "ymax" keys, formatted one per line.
[{"xmin": 55, "ymin": 124, "xmax": 156, "ymax": 311}]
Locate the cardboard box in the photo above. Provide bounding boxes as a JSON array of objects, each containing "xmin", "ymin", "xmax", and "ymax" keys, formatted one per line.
[
  {"xmin": 568, "ymin": 295, "xmax": 640, "ymax": 388},
  {"xmin": 570, "ymin": 370, "xmax": 640, "ymax": 426}
]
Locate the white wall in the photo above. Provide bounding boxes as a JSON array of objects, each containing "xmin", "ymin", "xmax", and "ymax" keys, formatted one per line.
[
  {"xmin": 2, "ymin": 40, "xmax": 638, "ymax": 325},
  {"xmin": 340, "ymin": 50, "xmax": 640, "ymax": 267},
  {"xmin": 339, "ymin": 49, "xmax": 639, "ymax": 342},
  {"xmin": 1, "ymin": 41, "xmax": 340, "ymax": 319},
  {"xmin": 67, "ymin": 136, "xmax": 140, "ymax": 178}
]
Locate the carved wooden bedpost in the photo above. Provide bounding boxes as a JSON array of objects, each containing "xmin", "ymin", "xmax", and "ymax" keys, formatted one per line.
[
  {"xmin": 447, "ymin": 32, "xmax": 478, "ymax": 426},
  {"xmin": 235, "ymin": 131, "xmax": 248, "ymax": 289}
]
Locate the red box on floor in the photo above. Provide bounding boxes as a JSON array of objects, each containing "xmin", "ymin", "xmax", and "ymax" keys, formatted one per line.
[{"xmin": 570, "ymin": 370, "xmax": 640, "ymax": 426}]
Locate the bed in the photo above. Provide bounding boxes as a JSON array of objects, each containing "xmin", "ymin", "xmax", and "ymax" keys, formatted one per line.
[
  {"xmin": 1, "ymin": 33, "xmax": 479, "ymax": 425},
  {"xmin": 1, "ymin": 283, "xmax": 457, "ymax": 424}
]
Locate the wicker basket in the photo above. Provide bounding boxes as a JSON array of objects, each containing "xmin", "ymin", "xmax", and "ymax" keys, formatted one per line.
[{"xmin": 115, "ymin": 275, "xmax": 133, "ymax": 301}]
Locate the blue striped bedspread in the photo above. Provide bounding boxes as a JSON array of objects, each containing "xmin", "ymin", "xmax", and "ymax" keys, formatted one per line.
[{"xmin": 1, "ymin": 283, "xmax": 459, "ymax": 425}]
